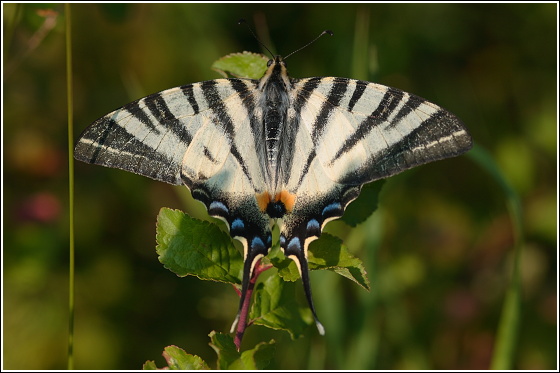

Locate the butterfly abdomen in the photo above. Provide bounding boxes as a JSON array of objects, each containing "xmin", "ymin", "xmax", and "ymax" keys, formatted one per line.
[
  {"xmin": 258, "ymin": 57, "xmax": 293, "ymax": 187},
  {"xmin": 263, "ymin": 84, "xmax": 288, "ymax": 168}
]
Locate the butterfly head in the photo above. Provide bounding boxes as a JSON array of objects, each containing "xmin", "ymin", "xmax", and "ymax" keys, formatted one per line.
[
  {"xmin": 266, "ymin": 56, "xmax": 287, "ymax": 77},
  {"xmin": 258, "ymin": 57, "xmax": 291, "ymax": 99},
  {"xmin": 266, "ymin": 55, "xmax": 286, "ymax": 67}
]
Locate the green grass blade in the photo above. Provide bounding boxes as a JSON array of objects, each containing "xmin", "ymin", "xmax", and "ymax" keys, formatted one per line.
[
  {"xmin": 351, "ymin": 7, "xmax": 370, "ymax": 81},
  {"xmin": 65, "ymin": 3, "xmax": 75, "ymax": 370},
  {"xmin": 467, "ymin": 143, "xmax": 523, "ymax": 370}
]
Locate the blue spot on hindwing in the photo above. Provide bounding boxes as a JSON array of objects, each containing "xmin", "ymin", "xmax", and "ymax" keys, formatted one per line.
[
  {"xmin": 231, "ymin": 218, "xmax": 245, "ymax": 231},
  {"xmin": 322, "ymin": 202, "xmax": 342, "ymax": 217},
  {"xmin": 287, "ymin": 237, "xmax": 301, "ymax": 253},
  {"xmin": 251, "ymin": 237, "xmax": 266, "ymax": 251},
  {"xmin": 306, "ymin": 219, "xmax": 321, "ymax": 237},
  {"xmin": 209, "ymin": 201, "xmax": 229, "ymax": 215}
]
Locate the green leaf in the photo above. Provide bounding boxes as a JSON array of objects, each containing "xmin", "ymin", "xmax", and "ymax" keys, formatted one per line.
[
  {"xmin": 143, "ymin": 345, "xmax": 210, "ymax": 370},
  {"xmin": 266, "ymin": 244, "xmax": 302, "ymax": 282},
  {"xmin": 209, "ymin": 331, "xmax": 275, "ymax": 369},
  {"xmin": 233, "ymin": 340, "xmax": 276, "ymax": 370},
  {"xmin": 271, "ymin": 255, "xmax": 301, "ymax": 282},
  {"xmin": 309, "ymin": 233, "xmax": 370, "ymax": 291},
  {"xmin": 249, "ymin": 274, "xmax": 313, "ymax": 339},
  {"xmin": 211, "ymin": 52, "xmax": 268, "ymax": 79},
  {"xmin": 163, "ymin": 346, "xmax": 210, "ymax": 370},
  {"xmin": 342, "ymin": 180, "xmax": 385, "ymax": 227},
  {"xmin": 156, "ymin": 208, "xmax": 243, "ymax": 285},
  {"xmin": 142, "ymin": 360, "xmax": 158, "ymax": 370},
  {"xmin": 272, "ymin": 233, "xmax": 370, "ymax": 291},
  {"xmin": 209, "ymin": 331, "xmax": 240, "ymax": 369}
]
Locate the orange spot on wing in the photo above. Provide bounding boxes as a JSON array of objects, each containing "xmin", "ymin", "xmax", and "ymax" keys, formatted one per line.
[
  {"xmin": 276, "ymin": 190, "xmax": 297, "ymax": 212},
  {"xmin": 256, "ymin": 192, "xmax": 272, "ymax": 212}
]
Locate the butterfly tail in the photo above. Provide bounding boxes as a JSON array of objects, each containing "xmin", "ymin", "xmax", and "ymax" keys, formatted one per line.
[
  {"xmin": 283, "ymin": 238, "xmax": 325, "ymax": 335},
  {"xmin": 298, "ymin": 253, "xmax": 326, "ymax": 335}
]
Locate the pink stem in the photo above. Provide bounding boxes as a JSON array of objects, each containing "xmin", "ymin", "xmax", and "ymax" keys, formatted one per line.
[{"xmin": 233, "ymin": 259, "xmax": 273, "ymax": 350}]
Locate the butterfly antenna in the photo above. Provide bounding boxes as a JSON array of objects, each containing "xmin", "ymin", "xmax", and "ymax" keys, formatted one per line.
[
  {"xmin": 283, "ymin": 29, "xmax": 333, "ymax": 60},
  {"xmin": 238, "ymin": 18, "xmax": 275, "ymax": 59}
]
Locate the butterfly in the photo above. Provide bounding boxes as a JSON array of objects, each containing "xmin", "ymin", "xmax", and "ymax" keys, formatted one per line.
[{"xmin": 74, "ymin": 36, "xmax": 472, "ymax": 336}]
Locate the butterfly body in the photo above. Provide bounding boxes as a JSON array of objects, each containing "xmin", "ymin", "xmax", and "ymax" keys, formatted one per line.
[{"xmin": 75, "ymin": 52, "xmax": 472, "ymax": 335}]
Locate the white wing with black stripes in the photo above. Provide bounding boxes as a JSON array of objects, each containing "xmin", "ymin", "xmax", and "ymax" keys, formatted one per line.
[{"xmin": 74, "ymin": 54, "xmax": 472, "ymax": 336}]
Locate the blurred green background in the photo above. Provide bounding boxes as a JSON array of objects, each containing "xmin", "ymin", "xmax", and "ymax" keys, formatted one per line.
[{"xmin": 2, "ymin": 3, "xmax": 557, "ymax": 370}]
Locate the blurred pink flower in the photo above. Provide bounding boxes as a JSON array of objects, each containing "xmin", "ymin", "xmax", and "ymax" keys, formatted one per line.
[{"xmin": 17, "ymin": 193, "xmax": 61, "ymax": 223}]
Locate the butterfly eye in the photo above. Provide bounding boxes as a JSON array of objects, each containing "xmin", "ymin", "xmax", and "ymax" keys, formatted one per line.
[{"xmin": 267, "ymin": 59, "xmax": 273, "ymax": 67}]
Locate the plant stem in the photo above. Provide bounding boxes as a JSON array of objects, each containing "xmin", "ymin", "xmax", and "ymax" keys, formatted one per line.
[
  {"xmin": 65, "ymin": 3, "xmax": 75, "ymax": 370},
  {"xmin": 233, "ymin": 259, "xmax": 272, "ymax": 350}
]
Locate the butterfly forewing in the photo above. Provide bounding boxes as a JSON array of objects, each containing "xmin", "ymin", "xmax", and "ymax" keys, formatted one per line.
[
  {"xmin": 75, "ymin": 80, "xmax": 262, "ymax": 186},
  {"xmin": 288, "ymin": 77, "xmax": 471, "ymax": 186}
]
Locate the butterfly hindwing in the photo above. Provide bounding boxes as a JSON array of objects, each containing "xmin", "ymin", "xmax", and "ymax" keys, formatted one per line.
[{"xmin": 188, "ymin": 184, "xmax": 272, "ymax": 334}]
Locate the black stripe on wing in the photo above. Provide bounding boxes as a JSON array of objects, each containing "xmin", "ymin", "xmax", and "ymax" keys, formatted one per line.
[
  {"xmin": 347, "ymin": 80, "xmax": 367, "ymax": 112},
  {"xmin": 386, "ymin": 93, "xmax": 425, "ymax": 130},
  {"xmin": 181, "ymin": 85, "xmax": 201, "ymax": 115},
  {"xmin": 200, "ymin": 80, "xmax": 261, "ymax": 191},
  {"xmin": 330, "ymin": 86, "xmax": 405, "ymax": 163},
  {"xmin": 144, "ymin": 93, "xmax": 193, "ymax": 145},
  {"xmin": 229, "ymin": 79, "xmax": 269, "ymax": 183},
  {"xmin": 280, "ymin": 77, "xmax": 322, "ymax": 186},
  {"xmin": 310, "ymin": 78, "xmax": 350, "ymax": 142}
]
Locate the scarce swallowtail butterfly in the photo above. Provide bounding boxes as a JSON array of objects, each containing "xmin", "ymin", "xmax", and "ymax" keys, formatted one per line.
[{"xmin": 74, "ymin": 31, "xmax": 473, "ymax": 336}]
